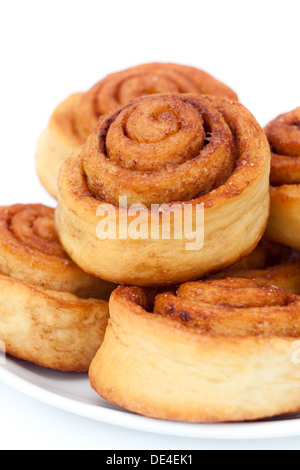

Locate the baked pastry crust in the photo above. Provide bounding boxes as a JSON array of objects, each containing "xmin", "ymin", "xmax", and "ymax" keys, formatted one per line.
[
  {"xmin": 211, "ymin": 240, "xmax": 300, "ymax": 294},
  {"xmin": 56, "ymin": 93, "xmax": 270, "ymax": 287},
  {"xmin": 36, "ymin": 94, "xmax": 83, "ymax": 200},
  {"xmin": 0, "ymin": 204, "xmax": 114, "ymax": 372},
  {"xmin": 90, "ymin": 279, "xmax": 300, "ymax": 422},
  {"xmin": 36, "ymin": 63, "xmax": 238, "ymax": 199},
  {"xmin": 265, "ymin": 108, "xmax": 300, "ymax": 251}
]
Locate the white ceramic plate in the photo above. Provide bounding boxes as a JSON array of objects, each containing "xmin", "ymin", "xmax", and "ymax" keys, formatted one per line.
[{"xmin": 1, "ymin": 356, "xmax": 300, "ymax": 440}]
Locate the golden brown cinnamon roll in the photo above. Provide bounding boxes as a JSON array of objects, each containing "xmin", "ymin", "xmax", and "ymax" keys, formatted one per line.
[
  {"xmin": 265, "ymin": 108, "xmax": 300, "ymax": 251},
  {"xmin": 90, "ymin": 279, "xmax": 300, "ymax": 422},
  {"xmin": 0, "ymin": 204, "xmax": 115, "ymax": 372},
  {"xmin": 36, "ymin": 63, "xmax": 238, "ymax": 199},
  {"xmin": 56, "ymin": 93, "xmax": 270, "ymax": 287},
  {"xmin": 211, "ymin": 240, "xmax": 300, "ymax": 294}
]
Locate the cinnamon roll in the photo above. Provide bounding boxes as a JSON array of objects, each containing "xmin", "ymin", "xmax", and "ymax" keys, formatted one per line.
[
  {"xmin": 90, "ymin": 279, "xmax": 300, "ymax": 422},
  {"xmin": 0, "ymin": 204, "xmax": 114, "ymax": 372},
  {"xmin": 56, "ymin": 93, "xmax": 270, "ymax": 287},
  {"xmin": 211, "ymin": 240, "xmax": 300, "ymax": 294},
  {"xmin": 265, "ymin": 108, "xmax": 300, "ymax": 251},
  {"xmin": 36, "ymin": 63, "xmax": 238, "ymax": 199}
]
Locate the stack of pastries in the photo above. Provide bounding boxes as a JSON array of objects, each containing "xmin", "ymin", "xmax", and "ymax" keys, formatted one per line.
[{"xmin": 2, "ymin": 62, "xmax": 300, "ymax": 422}]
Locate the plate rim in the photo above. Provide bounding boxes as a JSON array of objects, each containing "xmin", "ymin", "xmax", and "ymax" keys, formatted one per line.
[{"xmin": 1, "ymin": 358, "xmax": 300, "ymax": 440}]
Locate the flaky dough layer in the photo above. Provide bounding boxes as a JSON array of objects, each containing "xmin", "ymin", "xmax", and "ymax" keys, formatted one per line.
[
  {"xmin": 265, "ymin": 108, "xmax": 300, "ymax": 251},
  {"xmin": 1, "ymin": 274, "xmax": 109, "ymax": 372},
  {"xmin": 0, "ymin": 204, "xmax": 114, "ymax": 371},
  {"xmin": 56, "ymin": 94, "xmax": 270, "ymax": 286},
  {"xmin": 90, "ymin": 280, "xmax": 300, "ymax": 422}
]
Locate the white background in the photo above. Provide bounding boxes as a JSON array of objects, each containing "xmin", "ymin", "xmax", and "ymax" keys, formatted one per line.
[{"xmin": 0, "ymin": 0, "xmax": 299, "ymax": 450}]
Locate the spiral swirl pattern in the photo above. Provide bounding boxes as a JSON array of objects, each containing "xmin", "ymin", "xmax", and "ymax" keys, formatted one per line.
[
  {"xmin": 265, "ymin": 107, "xmax": 300, "ymax": 186},
  {"xmin": 37, "ymin": 63, "xmax": 238, "ymax": 200},
  {"xmin": 0, "ymin": 204, "xmax": 113, "ymax": 371},
  {"xmin": 57, "ymin": 92, "xmax": 270, "ymax": 286},
  {"xmin": 82, "ymin": 93, "xmax": 251, "ymax": 207},
  {"xmin": 3, "ymin": 204, "xmax": 67, "ymax": 258},
  {"xmin": 265, "ymin": 108, "xmax": 300, "ymax": 251},
  {"xmin": 153, "ymin": 278, "xmax": 299, "ymax": 336},
  {"xmin": 74, "ymin": 62, "xmax": 238, "ymax": 142},
  {"xmin": 90, "ymin": 281, "xmax": 300, "ymax": 422},
  {"xmin": 0, "ymin": 204, "xmax": 113, "ymax": 299}
]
